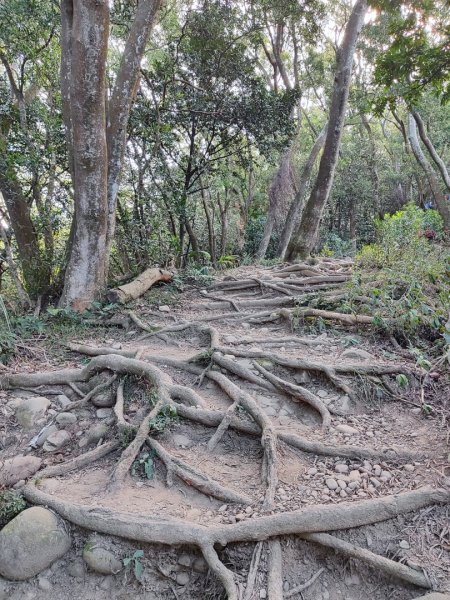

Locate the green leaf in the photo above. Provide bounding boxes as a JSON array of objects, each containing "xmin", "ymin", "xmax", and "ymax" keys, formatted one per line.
[
  {"xmin": 133, "ymin": 550, "xmax": 144, "ymax": 559},
  {"xmin": 144, "ymin": 458, "xmax": 154, "ymax": 480},
  {"xmin": 134, "ymin": 560, "xmax": 143, "ymax": 580},
  {"xmin": 396, "ymin": 374, "xmax": 408, "ymax": 388},
  {"xmin": 123, "ymin": 557, "xmax": 131, "ymax": 566}
]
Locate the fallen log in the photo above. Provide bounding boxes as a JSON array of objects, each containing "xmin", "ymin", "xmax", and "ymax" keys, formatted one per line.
[{"xmin": 107, "ymin": 268, "xmax": 173, "ymax": 304}]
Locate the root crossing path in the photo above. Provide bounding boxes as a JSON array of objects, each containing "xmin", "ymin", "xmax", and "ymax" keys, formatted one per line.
[{"xmin": 2, "ymin": 259, "xmax": 450, "ymax": 600}]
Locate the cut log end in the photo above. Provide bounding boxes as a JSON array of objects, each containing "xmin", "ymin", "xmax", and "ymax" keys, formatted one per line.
[{"xmin": 107, "ymin": 268, "xmax": 173, "ymax": 304}]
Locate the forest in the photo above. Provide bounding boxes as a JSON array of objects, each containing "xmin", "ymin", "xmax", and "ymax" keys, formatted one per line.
[{"xmin": 0, "ymin": 1, "xmax": 449, "ymax": 600}]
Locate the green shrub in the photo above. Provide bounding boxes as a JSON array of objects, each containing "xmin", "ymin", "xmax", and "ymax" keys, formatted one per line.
[{"xmin": 0, "ymin": 491, "xmax": 26, "ymax": 526}]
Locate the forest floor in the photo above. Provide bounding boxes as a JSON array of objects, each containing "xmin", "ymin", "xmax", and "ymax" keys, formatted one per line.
[{"xmin": 1, "ymin": 259, "xmax": 450, "ymax": 600}]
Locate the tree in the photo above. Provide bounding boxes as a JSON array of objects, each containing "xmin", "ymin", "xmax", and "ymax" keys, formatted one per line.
[
  {"xmin": 287, "ymin": 0, "xmax": 368, "ymax": 260},
  {"xmin": 59, "ymin": 0, "xmax": 162, "ymax": 310}
]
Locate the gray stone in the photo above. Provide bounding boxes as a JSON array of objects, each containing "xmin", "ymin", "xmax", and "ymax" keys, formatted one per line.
[
  {"xmin": 96, "ymin": 408, "xmax": 113, "ymax": 419},
  {"xmin": 15, "ymin": 397, "xmax": 50, "ymax": 429},
  {"xmin": 67, "ymin": 560, "xmax": 85, "ymax": 579},
  {"xmin": 0, "ymin": 579, "xmax": 10, "ymax": 600},
  {"xmin": 337, "ymin": 480, "xmax": 347, "ymax": 490},
  {"xmin": 42, "ymin": 430, "xmax": 71, "ymax": 452},
  {"xmin": 172, "ymin": 434, "xmax": 193, "ymax": 449},
  {"xmin": 404, "ymin": 464, "xmax": 415, "ymax": 472},
  {"xmin": 223, "ymin": 335, "xmax": 237, "ymax": 344},
  {"xmin": 84, "ymin": 424, "xmax": 109, "ymax": 446},
  {"xmin": 192, "ymin": 557, "xmax": 208, "ymax": 573},
  {"xmin": 316, "ymin": 389, "xmax": 328, "ymax": 398},
  {"xmin": 91, "ymin": 391, "xmax": 115, "ymax": 408},
  {"xmin": 111, "ymin": 342, "xmax": 122, "ymax": 350},
  {"xmin": 349, "ymin": 470, "xmax": 361, "ymax": 481},
  {"xmin": 56, "ymin": 413, "xmax": 77, "ymax": 426},
  {"xmin": 336, "ymin": 395, "xmax": 352, "ymax": 413},
  {"xmin": 177, "ymin": 554, "xmax": 192, "ymax": 567},
  {"xmin": 339, "ymin": 489, "xmax": 348, "ymax": 498},
  {"xmin": 0, "ymin": 507, "xmax": 71, "ymax": 580},
  {"xmin": 83, "ymin": 546, "xmax": 121, "ymax": 574},
  {"xmin": 325, "ymin": 478, "xmax": 338, "ymax": 490},
  {"xmin": 33, "ymin": 424, "xmax": 59, "ymax": 447},
  {"xmin": 159, "ymin": 305, "xmax": 171, "ymax": 313},
  {"xmin": 399, "ymin": 540, "xmax": 410, "ymax": 549},
  {"xmin": 0, "ymin": 455, "xmax": 42, "ymax": 487},
  {"xmin": 369, "ymin": 477, "xmax": 381, "ymax": 488},
  {"xmin": 334, "ymin": 463, "xmax": 349, "ymax": 474},
  {"xmin": 294, "ymin": 371, "xmax": 310, "ymax": 384},
  {"xmin": 55, "ymin": 395, "xmax": 71, "ymax": 409},
  {"xmin": 336, "ymin": 424, "xmax": 358, "ymax": 435},
  {"xmin": 341, "ymin": 348, "xmax": 374, "ymax": 361},
  {"xmin": 38, "ymin": 577, "xmax": 52, "ymax": 591},
  {"xmin": 259, "ymin": 589, "xmax": 267, "ymax": 599},
  {"xmin": 307, "ymin": 467, "xmax": 318, "ymax": 476},
  {"xmin": 176, "ymin": 572, "xmax": 190, "ymax": 585}
]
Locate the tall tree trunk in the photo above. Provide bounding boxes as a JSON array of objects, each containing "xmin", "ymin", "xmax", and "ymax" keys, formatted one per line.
[
  {"xmin": 201, "ymin": 188, "xmax": 216, "ymax": 265},
  {"xmin": 408, "ymin": 113, "xmax": 450, "ymax": 230},
  {"xmin": 361, "ymin": 114, "xmax": 381, "ymax": 217},
  {"xmin": 59, "ymin": 0, "xmax": 109, "ymax": 311},
  {"xmin": 277, "ymin": 125, "xmax": 327, "ymax": 259},
  {"xmin": 256, "ymin": 146, "xmax": 295, "ymax": 260},
  {"xmin": 105, "ymin": 0, "xmax": 162, "ymax": 265},
  {"xmin": 286, "ymin": 0, "xmax": 368, "ymax": 261},
  {"xmin": 412, "ymin": 110, "xmax": 450, "ymax": 191}
]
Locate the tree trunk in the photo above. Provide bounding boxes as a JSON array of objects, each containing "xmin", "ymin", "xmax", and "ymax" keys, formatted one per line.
[
  {"xmin": 286, "ymin": 0, "xmax": 368, "ymax": 261},
  {"xmin": 257, "ymin": 146, "xmax": 295, "ymax": 260},
  {"xmin": 105, "ymin": 0, "xmax": 162, "ymax": 265},
  {"xmin": 277, "ymin": 125, "xmax": 327, "ymax": 259},
  {"xmin": 201, "ymin": 189, "xmax": 216, "ymax": 265},
  {"xmin": 59, "ymin": 0, "xmax": 109, "ymax": 311},
  {"xmin": 408, "ymin": 113, "xmax": 450, "ymax": 230},
  {"xmin": 412, "ymin": 110, "xmax": 450, "ymax": 191}
]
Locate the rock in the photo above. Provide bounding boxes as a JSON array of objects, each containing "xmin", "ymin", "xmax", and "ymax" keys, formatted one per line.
[
  {"xmin": 341, "ymin": 348, "xmax": 374, "ymax": 361},
  {"xmin": 42, "ymin": 430, "xmax": 71, "ymax": 452},
  {"xmin": 399, "ymin": 539, "xmax": 410, "ymax": 549},
  {"xmin": 259, "ymin": 590, "xmax": 267, "ymax": 599},
  {"xmin": 337, "ymin": 480, "xmax": 347, "ymax": 490},
  {"xmin": 38, "ymin": 577, "xmax": 52, "ymax": 591},
  {"xmin": 159, "ymin": 305, "xmax": 171, "ymax": 313},
  {"xmin": 176, "ymin": 571, "xmax": 190, "ymax": 585},
  {"xmin": 96, "ymin": 408, "xmax": 113, "ymax": 419},
  {"xmin": 294, "ymin": 371, "xmax": 310, "ymax": 384},
  {"xmin": 380, "ymin": 470, "xmax": 392, "ymax": 480},
  {"xmin": 0, "ymin": 455, "xmax": 42, "ymax": 487},
  {"xmin": 172, "ymin": 434, "xmax": 193, "ymax": 449},
  {"xmin": 316, "ymin": 389, "xmax": 328, "ymax": 398},
  {"xmin": 83, "ymin": 423, "xmax": 109, "ymax": 447},
  {"xmin": 0, "ymin": 507, "xmax": 71, "ymax": 580},
  {"xmin": 192, "ymin": 557, "xmax": 208, "ymax": 573},
  {"xmin": 336, "ymin": 424, "xmax": 358, "ymax": 435},
  {"xmin": 91, "ymin": 391, "xmax": 115, "ymax": 408},
  {"xmin": 369, "ymin": 477, "xmax": 381, "ymax": 488},
  {"xmin": 56, "ymin": 412, "xmax": 77, "ymax": 426},
  {"xmin": 373, "ymin": 465, "xmax": 382, "ymax": 477},
  {"xmin": 111, "ymin": 342, "xmax": 122, "ymax": 350},
  {"xmin": 223, "ymin": 335, "xmax": 237, "ymax": 344},
  {"xmin": 349, "ymin": 470, "xmax": 361, "ymax": 481},
  {"xmin": 339, "ymin": 489, "xmax": 348, "ymax": 498},
  {"xmin": 67, "ymin": 560, "xmax": 85, "ymax": 579},
  {"xmin": 33, "ymin": 424, "xmax": 59, "ymax": 447},
  {"xmin": 404, "ymin": 464, "xmax": 415, "ymax": 472},
  {"xmin": 325, "ymin": 478, "xmax": 338, "ymax": 490},
  {"xmin": 177, "ymin": 554, "xmax": 192, "ymax": 567},
  {"xmin": 15, "ymin": 397, "xmax": 50, "ymax": 429},
  {"xmin": 0, "ymin": 579, "xmax": 9, "ymax": 600},
  {"xmin": 336, "ymin": 395, "xmax": 352, "ymax": 413},
  {"xmin": 335, "ymin": 463, "xmax": 349, "ymax": 474},
  {"xmin": 348, "ymin": 481, "xmax": 359, "ymax": 490},
  {"xmin": 55, "ymin": 395, "xmax": 71, "ymax": 409},
  {"xmin": 307, "ymin": 467, "xmax": 318, "ymax": 476},
  {"xmin": 83, "ymin": 546, "xmax": 122, "ymax": 574},
  {"xmin": 241, "ymin": 323, "xmax": 251, "ymax": 329}
]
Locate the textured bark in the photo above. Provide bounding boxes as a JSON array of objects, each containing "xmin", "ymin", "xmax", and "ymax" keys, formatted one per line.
[
  {"xmin": 107, "ymin": 268, "xmax": 173, "ymax": 304},
  {"xmin": 286, "ymin": 0, "xmax": 368, "ymax": 260},
  {"xmin": 412, "ymin": 111, "xmax": 450, "ymax": 191},
  {"xmin": 408, "ymin": 113, "xmax": 450, "ymax": 230},
  {"xmin": 277, "ymin": 125, "xmax": 327, "ymax": 259},
  {"xmin": 59, "ymin": 0, "xmax": 109, "ymax": 310}
]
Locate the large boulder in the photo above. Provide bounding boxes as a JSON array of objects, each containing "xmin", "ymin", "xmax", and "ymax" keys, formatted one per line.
[
  {"xmin": 0, "ymin": 506, "xmax": 71, "ymax": 580},
  {"xmin": 0, "ymin": 456, "xmax": 42, "ymax": 487},
  {"xmin": 15, "ymin": 397, "xmax": 50, "ymax": 429}
]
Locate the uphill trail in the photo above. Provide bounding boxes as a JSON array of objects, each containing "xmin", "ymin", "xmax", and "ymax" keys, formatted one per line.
[{"xmin": 1, "ymin": 258, "xmax": 449, "ymax": 600}]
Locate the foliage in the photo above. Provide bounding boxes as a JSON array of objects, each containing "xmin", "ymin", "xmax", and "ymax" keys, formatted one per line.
[
  {"xmin": 132, "ymin": 450, "xmax": 156, "ymax": 480},
  {"xmin": 123, "ymin": 549, "xmax": 144, "ymax": 582},
  {"xmin": 318, "ymin": 233, "xmax": 352, "ymax": 257},
  {"xmin": 149, "ymin": 405, "xmax": 179, "ymax": 433},
  {"xmin": 349, "ymin": 204, "xmax": 449, "ymax": 340},
  {"xmin": 0, "ymin": 490, "xmax": 26, "ymax": 526}
]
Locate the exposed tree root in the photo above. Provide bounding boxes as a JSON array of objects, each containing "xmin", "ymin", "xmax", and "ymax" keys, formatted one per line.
[
  {"xmin": 146, "ymin": 438, "xmax": 252, "ymax": 504},
  {"xmin": 301, "ymin": 532, "xmax": 432, "ymax": 589},
  {"xmin": 207, "ymin": 401, "xmax": 239, "ymax": 452},
  {"xmin": 231, "ymin": 336, "xmax": 330, "ymax": 347},
  {"xmin": 212, "ymin": 353, "xmax": 276, "ymax": 393},
  {"xmin": 114, "ymin": 379, "xmax": 130, "ymax": 434},
  {"xmin": 200, "ymin": 290, "xmax": 241, "ymax": 311},
  {"xmin": 37, "ymin": 441, "xmax": 121, "ymax": 479},
  {"xmin": 65, "ymin": 374, "xmax": 118, "ymax": 411},
  {"xmin": 267, "ymin": 539, "xmax": 284, "ymax": 600},
  {"xmin": 22, "ymin": 482, "xmax": 450, "ymax": 600},
  {"xmin": 285, "ymin": 567, "xmax": 324, "ymax": 598},
  {"xmin": 253, "ymin": 361, "xmax": 331, "ymax": 430},
  {"xmin": 127, "ymin": 310, "xmax": 159, "ymax": 333},
  {"xmin": 242, "ymin": 541, "xmax": 264, "ymax": 600}
]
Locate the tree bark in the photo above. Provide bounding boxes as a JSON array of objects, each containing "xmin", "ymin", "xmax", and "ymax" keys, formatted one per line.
[
  {"xmin": 59, "ymin": 0, "xmax": 109, "ymax": 311},
  {"xmin": 408, "ymin": 113, "xmax": 450, "ymax": 230},
  {"xmin": 107, "ymin": 267, "xmax": 172, "ymax": 304},
  {"xmin": 286, "ymin": 0, "xmax": 368, "ymax": 261},
  {"xmin": 412, "ymin": 110, "xmax": 450, "ymax": 191},
  {"xmin": 277, "ymin": 125, "xmax": 327, "ymax": 259},
  {"xmin": 257, "ymin": 146, "xmax": 295, "ymax": 260},
  {"xmin": 105, "ymin": 0, "xmax": 162, "ymax": 265}
]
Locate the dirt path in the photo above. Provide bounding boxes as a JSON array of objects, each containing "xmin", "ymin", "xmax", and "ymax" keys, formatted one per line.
[{"xmin": 1, "ymin": 260, "xmax": 449, "ymax": 600}]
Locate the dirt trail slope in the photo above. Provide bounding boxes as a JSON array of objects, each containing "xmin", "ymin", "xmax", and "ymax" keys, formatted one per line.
[{"xmin": 1, "ymin": 259, "xmax": 449, "ymax": 600}]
